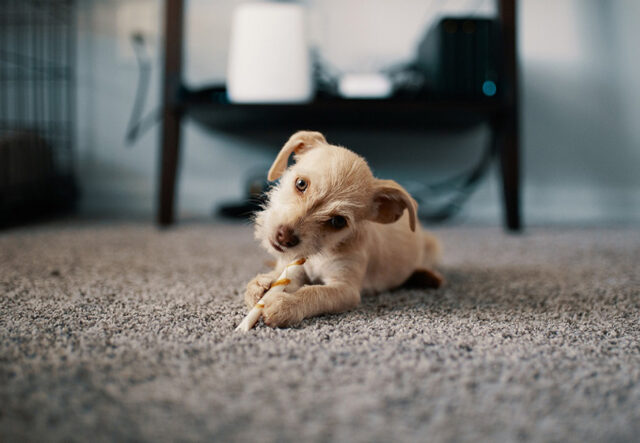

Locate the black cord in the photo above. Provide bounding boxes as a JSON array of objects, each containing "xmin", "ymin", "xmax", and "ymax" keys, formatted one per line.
[
  {"xmin": 125, "ymin": 33, "xmax": 160, "ymax": 146},
  {"xmin": 417, "ymin": 126, "xmax": 497, "ymax": 222}
]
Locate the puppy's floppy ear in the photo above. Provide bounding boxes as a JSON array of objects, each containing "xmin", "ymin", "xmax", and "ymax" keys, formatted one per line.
[
  {"xmin": 369, "ymin": 179, "xmax": 418, "ymax": 232},
  {"xmin": 267, "ymin": 131, "xmax": 327, "ymax": 181}
]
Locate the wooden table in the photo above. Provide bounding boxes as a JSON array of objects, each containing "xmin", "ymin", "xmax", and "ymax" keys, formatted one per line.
[{"xmin": 156, "ymin": 0, "xmax": 521, "ymax": 230}]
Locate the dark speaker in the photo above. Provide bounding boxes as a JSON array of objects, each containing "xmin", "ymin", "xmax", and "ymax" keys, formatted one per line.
[{"xmin": 417, "ymin": 17, "xmax": 501, "ymax": 99}]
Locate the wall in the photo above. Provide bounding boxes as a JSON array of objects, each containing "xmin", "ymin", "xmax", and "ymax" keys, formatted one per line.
[{"xmin": 75, "ymin": 0, "xmax": 640, "ymax": 224}]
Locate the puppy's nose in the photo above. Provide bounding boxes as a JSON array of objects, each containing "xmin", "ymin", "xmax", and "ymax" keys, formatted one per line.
[{"xmin": 275, "ymin": 225, "xmax": 300, "ymax": 248}]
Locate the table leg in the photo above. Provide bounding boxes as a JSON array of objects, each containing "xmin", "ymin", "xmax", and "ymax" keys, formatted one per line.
[
  {"xmin": 157, "ymin": 0, "xmax": 184, "ymax": 226},
  {"xmin": 498, "ymin": 0, "xmax": 522, "ymax": 231},
  {"xmin": 498, "ymin": 110, "xmax": 521, "ymax": 231}
]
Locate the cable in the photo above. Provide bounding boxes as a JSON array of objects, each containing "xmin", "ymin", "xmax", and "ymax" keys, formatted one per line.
[
  {"xmin": 125, "ymin": 33, "xmax": 160, "ymax": 145},
  {"xmin": 416, "ymin": 126, "xmax": 497, "ymax": 222}
]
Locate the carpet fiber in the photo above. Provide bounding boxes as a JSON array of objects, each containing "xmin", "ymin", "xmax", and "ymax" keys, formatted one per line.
[{"xmin": 1, "ymin": 223, "xmax": 639, "ymax": 442}]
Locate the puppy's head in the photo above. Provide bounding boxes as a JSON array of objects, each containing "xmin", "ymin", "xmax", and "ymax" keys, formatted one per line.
[{"xmin": 254, "ymin": 131, "xmax": 417, "ymax": 259}]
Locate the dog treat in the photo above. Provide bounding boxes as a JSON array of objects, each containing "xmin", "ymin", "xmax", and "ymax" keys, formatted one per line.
[{"xmin": 235, "ymin": 258, "xmax": 307, "ymax": 332}]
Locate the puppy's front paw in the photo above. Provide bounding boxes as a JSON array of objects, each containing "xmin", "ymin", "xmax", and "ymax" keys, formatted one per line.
[
  {"xmin": 244, "ymin": 273, "xmax": 274, "ymax": 309},
  {"xmin": 262, "ymin": 293, "xmax": 303, "ymax": 328}
]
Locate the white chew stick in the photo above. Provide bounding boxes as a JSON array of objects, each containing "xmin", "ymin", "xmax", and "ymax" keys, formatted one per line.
[{"xmin": 235, "ymin": 258, "xmax": 307, "ymax": 332}]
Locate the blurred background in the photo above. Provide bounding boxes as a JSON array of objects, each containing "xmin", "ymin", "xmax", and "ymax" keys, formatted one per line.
[{"xmin": 2, "ymin": 0, "xmax": 639, "ymax": 229}]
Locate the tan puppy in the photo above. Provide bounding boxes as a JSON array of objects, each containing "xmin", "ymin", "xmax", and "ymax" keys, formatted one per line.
[{"xmin": 246, "ymin": 131, "xmax": 443, "ymax": 327}]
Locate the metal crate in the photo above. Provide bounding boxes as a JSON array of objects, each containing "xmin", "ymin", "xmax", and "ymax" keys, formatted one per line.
[{"xmin": 0, "ymin": 0, "xmax": 77, "ymax": 226}]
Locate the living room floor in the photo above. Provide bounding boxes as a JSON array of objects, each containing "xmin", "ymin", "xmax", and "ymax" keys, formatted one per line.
[{"xmin": 1, "ymin": 222, "xmax": 639, "ymax": 442}]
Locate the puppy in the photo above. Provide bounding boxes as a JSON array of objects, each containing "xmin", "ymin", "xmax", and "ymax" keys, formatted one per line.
[{"xmin": 245, "ymin": 131, "xmax": 443, "ymax": 327}]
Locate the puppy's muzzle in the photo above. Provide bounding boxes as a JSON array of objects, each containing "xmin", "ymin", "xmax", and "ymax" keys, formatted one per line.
[{"xmin": 275, "ymin": 225, "xmax": 300, "ymax": 248}]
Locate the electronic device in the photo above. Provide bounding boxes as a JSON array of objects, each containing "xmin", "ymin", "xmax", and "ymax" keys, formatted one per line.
[
  {"xmin": 227, "ymin": 2, "xmax": 314, "ymax": 104},
  {"xmin": 337, "ymin": 73, "xmax": 394, "ymax": 99},
  {"xmin": 416, "ymin": 17, "xmax": 501, "ymax": 99}
]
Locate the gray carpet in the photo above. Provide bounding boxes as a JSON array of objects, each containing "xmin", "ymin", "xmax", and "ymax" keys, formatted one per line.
[{"xmin": 1, "ymin": 223, "xmax": 639, "ymax": 443}]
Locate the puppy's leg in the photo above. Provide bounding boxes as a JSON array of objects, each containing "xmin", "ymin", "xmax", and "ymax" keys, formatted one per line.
[
  {"xmin": 402, "ymin": 231, "xmax": 444, "ymax": 289},
  {"xmin": 262, "ymin": 283, "xmax": 361, "ymax": 327},
  {"xmin": 403, "ymin": 268, "xmax": 444, "ymax": 289},
  {"xmin": 244, "ymin": 269, "xmax": 281, "ymax": 309},
  {"xmin": 422, "ymin": 230, "xmax": 442, "ymax": 268}
]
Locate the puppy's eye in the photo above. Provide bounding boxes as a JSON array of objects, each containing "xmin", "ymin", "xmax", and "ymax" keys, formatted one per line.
[
  {"xmin": 328, "ymin": 215, "xmax": 347, "ymax": 230},
  {"xmin": 295, "ymin": 177, "xmax": 308, "ymax": 192}
]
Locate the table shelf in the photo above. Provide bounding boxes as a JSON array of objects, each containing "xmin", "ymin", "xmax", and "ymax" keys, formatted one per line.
[{"xmin": 183, "ymin": 86, "xmax": 503, "ymax": 132}]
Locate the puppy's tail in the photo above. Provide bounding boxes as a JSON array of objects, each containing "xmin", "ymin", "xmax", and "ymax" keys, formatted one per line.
[{"xmin": 422, "ymin": 230, "xmax": 442, "ymax": 268}]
